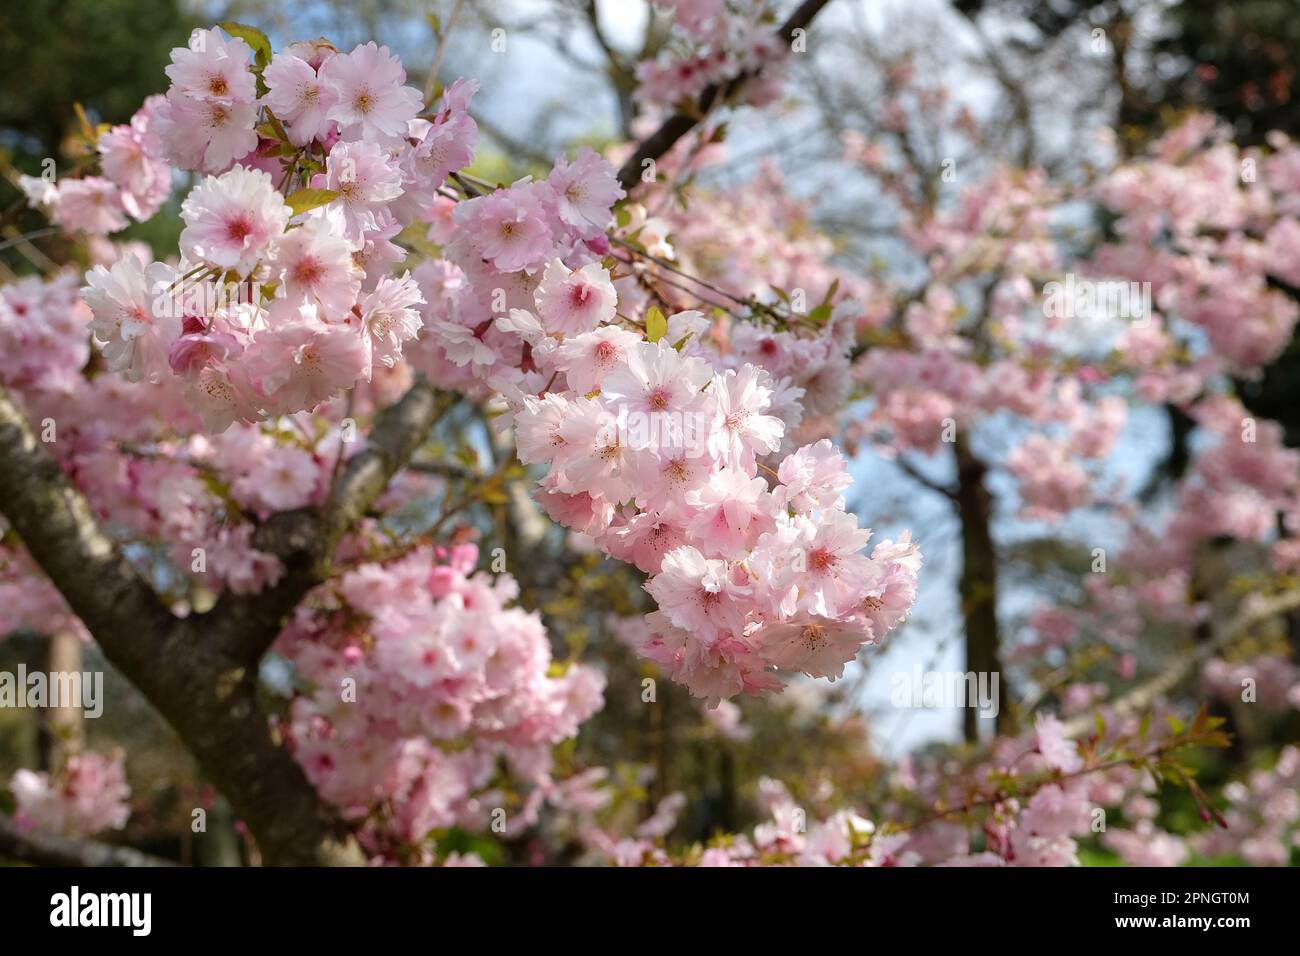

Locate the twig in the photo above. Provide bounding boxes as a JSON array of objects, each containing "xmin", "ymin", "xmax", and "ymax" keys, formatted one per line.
[
  {"xmin": 1062, "ymin": 589, "xmax": 1300, "ymax": 738},
  {"xmin": 0, "ymin": 814, "xmax": 180, "ymax": 867},
  {"xmin": 424, "ymin": 0, "xmax": 468, "ymax": 107}
]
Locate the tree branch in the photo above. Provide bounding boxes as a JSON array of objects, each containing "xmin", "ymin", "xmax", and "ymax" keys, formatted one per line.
[
  {"xmin": 213, "ymin": 377, "xmax": 454, "ymax": 665},
  {"xmin": 0, "ymin": 814, "xmax": 179, "ymax": 867},
  {"xmin": 894, "ymin": 454, "xmax": 957, "ymax": 500},
  {"xmin": 0, "ymin": 384, "xmax": 175, "ymax": 676},
  {"xmin": 1062, "ymin": 589, "xmax": 1300, "ymax": 738},
  {"xmin": 0, "ymin": 379, "xmax": 451, "ymax": 865},
  {"xmin": 615, "ymin": 0, "xmax": 836, "ymax": 191}
]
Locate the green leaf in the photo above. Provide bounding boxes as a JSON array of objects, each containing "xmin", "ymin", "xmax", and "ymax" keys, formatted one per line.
[
  {"xmin": 219, "ymin": 21, "xmax": 273, "ymax": 69},
  {"xmin": 285, "ymin": 188, "xmax": 340, "ymax": 216},
  {"xmin": 808, "ymin": 303, "xmax": 833, "ymax": 324},
  {"xmin": 645, "ymin": 306, "xmax": 667, "ymax": 343}
]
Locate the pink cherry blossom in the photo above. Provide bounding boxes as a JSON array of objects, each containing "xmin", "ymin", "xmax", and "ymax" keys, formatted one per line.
[
  {"xmin": 320, "ymin": 42, "xmax": 423, "ymax": 143},
  {"xmin": 262, "ymin": 51, "xmax": 338, "ymax": 146},
  {"xmin": 180, "ymin": 165, "xmax": 291, "ymax": 273},
  {"xmin": 269, "ymin": 217, "xmax": 362, "ymax": 319},
  {"xmin": 81, "ymin": 254, "xmax": 179, "ymax": 383},
  {"xmin": 534, "ymin": 259, "xmax": 618, "ymax": 335}
]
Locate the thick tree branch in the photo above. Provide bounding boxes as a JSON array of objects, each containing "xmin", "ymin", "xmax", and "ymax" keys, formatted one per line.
[
  {"xmin": 0, "ymin": 386, "xmax": 176, "ymax": 676},
  {"xmin": 615, "ymin": 0, "xmax": 835, "ymax": 191},
  {"xmin": 0, "ymin": 814, "xmax": 178, "ymax": 867},
  {"xmin": 0, "ymin": 379, "xmax": 450, "ymax": 865},
  {"xmin": 214, "ymin": 377, "xmax": 454, "ymax": 664}
]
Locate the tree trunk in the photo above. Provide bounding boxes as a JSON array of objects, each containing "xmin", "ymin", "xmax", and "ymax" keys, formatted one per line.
[
  {"xmin": 36, "ymin": 630, "xmax": 83, "ymax": 770},
  {"xmin": 954, "ymin": 431, "xmax": 1012, "ymax": 741}
]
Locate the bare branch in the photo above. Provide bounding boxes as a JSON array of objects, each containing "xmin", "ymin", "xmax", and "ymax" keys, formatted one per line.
[
  {"xmin": 1062, "ymin": 590, "xmax": 1300, "ymax": 738},
  {"xmin": 0, "ymin": 814, "xmax": 179, "ymax": 867},
  {"xmin": 424, "ymin": 0, "xmax": 468, "ymax": 106},
  {"xmin": 894, "ymin": 455, "xmax": 958, "ymax": 501}
]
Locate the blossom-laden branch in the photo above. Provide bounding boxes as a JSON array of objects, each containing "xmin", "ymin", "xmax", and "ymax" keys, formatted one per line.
[
  {"xmin": 615, "ymin": 0, "xmax": 836, "ymax": 191},
  {"xmin": 0, "ymin": 375, "xmax": 452, "ymax": 864}
]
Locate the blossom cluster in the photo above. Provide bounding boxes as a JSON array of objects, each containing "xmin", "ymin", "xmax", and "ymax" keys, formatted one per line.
[
  {"xmin": 8, "ymin": 750, "xmax": 131, "ymax": 838},
  {"xmin": 839, "ymin": 109, "xmax": 1300, "ymax": 534},
  {"xmin": 411, "ymin": 145, "xmax": 626, "ymax": 394},
  {"xmin": 19, "ymin": 96, "xmax": 173, "ymax": 234},
  {"xmin": 391, "ymin": 103, "xmax": 920, "ymax": 703},
  {"xmin": 73, "ymin": 28, "xmax": 479, "ymax": 430},
  {"xmin": 636, "ymin": 162, "xmax": 866, "ymax": 447},
  {"xmin": 274, "ymin": 544, "xmax": 605, "ymax": 861},
  {"xmin": 505, "ymin": 311, "xmax": 921, "ymax": 703},
  {"xmin": 635, "ymin": 1, "xmax": 792, "ymax": 111}
]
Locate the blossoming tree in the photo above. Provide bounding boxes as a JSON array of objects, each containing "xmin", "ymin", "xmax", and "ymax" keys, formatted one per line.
[{"xmin": 0, "ymin": 1, "xmax": 1297, "ymax": 867}]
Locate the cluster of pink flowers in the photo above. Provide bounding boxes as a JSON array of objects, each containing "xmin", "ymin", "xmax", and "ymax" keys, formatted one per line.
[
  {"xmin": 635, "ymin": 1, "xmax": 792, "ymax": 111},
  {"xmin": 0, "ymin": 238, "xmax": 616, "ymax": 863},
  {"xmin": 0, "ymin": 244, "xmax": 372, "ymax": 600},
  {"xmin": 411, "ymin": 146, "xmax": 625, "ymax": 394},
  {"xmin": 379, "ymin": 105, "xmax": 920, "ymax": 705},
  {"xmin": 1190, "ymin": 745, "xmax": 1300, "ymax": 866},
  {"xmin": 848, "ymin": 170, "xmax": 1136, "ymax": 523},
  {"xmin": 495, "ymin": 290, "xmax": 919, "ymax": 703},
  {"xmin": 1064, "ymin": 393, "xmax": 1300, "ymax": 656},
  {"xmin": 8, "ymin": 750, "xmax": 131, "ymax": 838},
  {"xmin": 1202, "ymin": 654, "xmax": 1300, "ymax": 712},
  {"xmin": 1094, "ymin": 116, "xmax": 1300, "ymax": 376},
  {"xmin": 13, "ymin": 26, "xmax": 923, "ymax": 718},
  {"xmin": 636, "ymin": 163, "xmax": 866, "ymax": 445},
  {"xmin": 274, "ymin": 544, "xmax": 605, "ymax": 862},
  {"xmin": 70, "ymin": 28, "xmax": 479, "ymax": 430},
  {"xmin": 19, "ymin": 97, "xmax": 173, "ymax": 234},
  {"xmin": 834, "ymin": 105, "xmax": 1300, "ymax": 542},
  {"xmin": 0, "ymin": 272, "xmax": 93, "ymax": 407},
  {"xmin": 583, "ymin": 711, "xmax": 1191, "ymax": 867}
]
